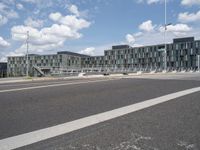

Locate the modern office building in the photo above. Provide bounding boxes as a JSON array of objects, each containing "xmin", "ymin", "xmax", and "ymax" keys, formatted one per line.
[
  {"xmin": 0, "ymin": 62, "xmax": 7, "ymax": 78},
  {"xmin": 104, "ymin": 37, "xmax": 200, "ymax": 71},
  {"xmin": 7, "ymin": 37, "xmax": 200, "ymax": 77},
  {"xmin": 7, "ymin": 52, "xmax": 88, "ymax": 77},
  {"xmin": 81, "ymin": 56, "xmax": 104, "ymax": 68}
]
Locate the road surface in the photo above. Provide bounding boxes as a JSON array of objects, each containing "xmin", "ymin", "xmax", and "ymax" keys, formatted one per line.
[{"xmin": 0, "ymin": 73, "xmax": 200, "ymax": 150}]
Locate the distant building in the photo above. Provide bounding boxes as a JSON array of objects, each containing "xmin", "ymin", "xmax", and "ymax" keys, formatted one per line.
[
  {"xmin": 0, "ymin": 62, "xmax": 7, "ymax": 78},
  {"xmin": 81, "ymin": 56, "xmax": 104, "ymax": 68},
  {"xmin": 7, "ymin": 52, "xmax": 88, "ymax": 77},
  {"xmin": 104, "ymin": 37, "xmax": 200, "ymax": 71},
  {"xmin": 7, "ymin": 37, "xmax": 200, "ymax": 77}
]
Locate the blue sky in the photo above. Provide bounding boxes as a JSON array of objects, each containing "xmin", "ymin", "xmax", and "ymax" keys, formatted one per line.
[{"xmin": 0, "ymin": 0, "xmax": 200, "ymax": 61}]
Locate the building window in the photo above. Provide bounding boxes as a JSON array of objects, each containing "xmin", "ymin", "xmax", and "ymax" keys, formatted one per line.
[
  {"xmin": 196, "ymin": 42, "xmax": 199, "ymax": 48},
  {"xmin": 176, "ymin": 44, "xmax": 179, "ymax": 50}
]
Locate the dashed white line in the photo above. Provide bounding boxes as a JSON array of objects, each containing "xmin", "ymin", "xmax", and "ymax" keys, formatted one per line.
[{"xmin": 0, "ymin": 86, "xmax": 200, "ymax": 150}]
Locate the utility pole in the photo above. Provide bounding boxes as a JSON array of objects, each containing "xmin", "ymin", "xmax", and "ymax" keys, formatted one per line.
[{"xmin": 26, "ymin": 31, "xmax": 29, "ymax": 77}]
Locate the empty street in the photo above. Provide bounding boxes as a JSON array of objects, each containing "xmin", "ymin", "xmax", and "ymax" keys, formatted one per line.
[{"xmin": 0, "ymin": 74, "xmax": 200, "ymax": 150}]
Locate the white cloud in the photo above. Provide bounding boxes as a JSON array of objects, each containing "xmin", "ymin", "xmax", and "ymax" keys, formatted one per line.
[
  {"xmin": 0, "ymin": 36, "xmax": 10, "ymax": 47},
  {"xmin": 14, "ymin": 41, "xmax": 64, "ymax": 54},
  {"xmin": 178, "ymin": 11, "xmax": 200, "ymax": 23},
  {"xmin": 181, "ymin": 0, "xmax": 200, "ymax": 6},
  {"xmin": 49, "ymin": 12, "xmax": 62, "ymax": 22},
  {"xmin": 11, "ymin": 8, "xmax": 91, "ymax": 55},
  {"xmin": 16, "ymin": 3, "xmax": 24, "ymax": 10},
  {"xmin": 11, "ymin": 25, "xmax": 81, "ymax": 46},
  {"xmin": 126, "ymin": 34, "xmax": 135, "ymax": 44},
  {"xmin": 0, "ymin": 3, "xmax": 18, "ymax": 19},
  {"xmin": 159, "ymin": 24, "xmax": 192, "ymax": 33},
  {"xmin": 49, "ymin": 13, "xmax": 91, "ymax": 30},
  {"xmin": 126, "ymin": 20, "xmax": 193, "ymax": 47},
  {"xmin": 139, "ymin": 20, "xmax": 156, "ymax": 32},
  {"xmin": 125, "ymin": 32, "xmax": 144, "ymax": 45},
  {"xmin": 21, "ymin": 0, "xmax": 54, "ymax": 8},
  {"xmin": 0, "ymin": 2, "xmax": 18, "ymax": 26},
  {"xmin": 134, "ymin": 32, "xmax": 143, "ymax": 37},
  {"xmin": 24, "ymin": 17, "xmax": 44, "ymax": 28},
  {"xmin": 60, "ymin": 15, "xmax": 91, "ymax": 30},
  {"xmin": 0, "ymin": 14, "xmax": 8, "ymax": 26},
  {"xmin": 41, "ymin": 24, "xmax": 82, "ymax": 40},
  {"xmin": 79, "ymin": 47, "xmax": 95, "ymax": 55},
  {"xmin": 5, "ymin": 9, "xmax": 18, "ymax": 19},
  {"xmin": 68, "ymin": 5, "xmax": 80, "ymax": 17},
  {"xmin": 0, "ymin": 56, "xmax": 7, "ymax": 62}
]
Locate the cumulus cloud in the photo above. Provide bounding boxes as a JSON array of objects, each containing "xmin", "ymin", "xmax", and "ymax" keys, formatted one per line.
[
  {"xmin": 11, "ymin": 7, "xmax": 91, "ymax": 55},
  {"xmin": 134, "ymin": 32, "xmax": 143, "ymax": 37},
  {"xmin": 11, "ymin": 25, "xmax": 80, "ymax": 47},
  {"xmin": 181, "ymin": 0, "xmax": 200, "ymax": 6},
  {"xmin": 14, "ymin": 41, "xmax": 64, "ymax": 54},
  {"xmin": 0, "ymin": 36, "xmax": 10, "ymax": 47},
  {"xmin": 68, "ymin": 5, "xmax": 80, "ymax": 17},
  {"xmin": 178, "ymin": 11, "xmax": 200, "ymax": 23},
  {"xmin": 159, "ymin": 24, "xmax": 192, "ymax": 36},
  {"xmin": 139, "ymin": 20, "xmax": 156, "ymax": 32},
  {"xmin": 79, "ymin": 47, "xmax": 95, "ymax": 55},
  {"xmin": 49, "ymin": 12, "xmax": 62, "ymax": 22},
  {"xmin": 125, "ymin": 32, "xmax": 144, "ymax": 45},
  {"xmin": 126, "ymin": 19, "xmax": 193, "ymax": 47},
  {"xmin": 24, "ymin": 17, "xmax": 44, "ymax": 28},
  {"xmin": 49, "ymin": 13, "xmax": 91, "ymax": 30},
  {"xmin": 126, "ymin": 34, "xmax": 136, "ymax": 44}
]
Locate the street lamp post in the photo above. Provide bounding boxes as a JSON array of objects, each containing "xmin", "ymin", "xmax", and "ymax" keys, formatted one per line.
[
  {"xmin": 198, "ymin": 55, "xmax": 200, "ymax": 71},
  {"xmin": 26, "ymin": 31, "xmax": 29, "ymax": 77},
  {"xmin": 164, "ymin": 0, "xmax": 167, "ymax": 72}
]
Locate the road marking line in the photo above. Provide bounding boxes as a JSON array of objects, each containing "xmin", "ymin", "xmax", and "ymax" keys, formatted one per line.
[
  {"xmin": 0, "ymin": 78, "xmax": 118, "ymax": 93},
  {"xmin": 0, "ymin": 80, "xmax": 76, "ymax": 87},
  {"xmin": 0, "ymin": 87, "xmax": 200, "ymax": 150}
]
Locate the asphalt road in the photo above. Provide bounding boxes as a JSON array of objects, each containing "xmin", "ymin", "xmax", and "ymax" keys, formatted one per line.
[{"xmin": 0, "ymin": 74, "xmax": 200, "ymax": 150}]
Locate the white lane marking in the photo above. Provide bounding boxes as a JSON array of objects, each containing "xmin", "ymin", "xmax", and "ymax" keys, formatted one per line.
[
  {"xmin": 0, "ymin": 79, "xmax": 107, "ymax": 88},
  {"xmin": 0, "ymin": 87, "xmax": 200, "ymax": 150},
  {"xmin": 0, "ymin": 80, "xmax": 74, "ymax": 87},
  {"xmin": 0, "ymin": 78, "xmax": 118, "ymax": 93}
]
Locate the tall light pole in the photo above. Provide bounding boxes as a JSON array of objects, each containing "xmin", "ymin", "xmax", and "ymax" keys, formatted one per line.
[
  {"xmin": 198, "ymin": 55, "xmax": 200, "ymax": 71},
  {"xmin": 26, "ymin": 31, "xmax": 29, "ymax": 77},
  {"xmin": 164, "ymin": 0, "xmax": 167, "ymax": 72}
]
